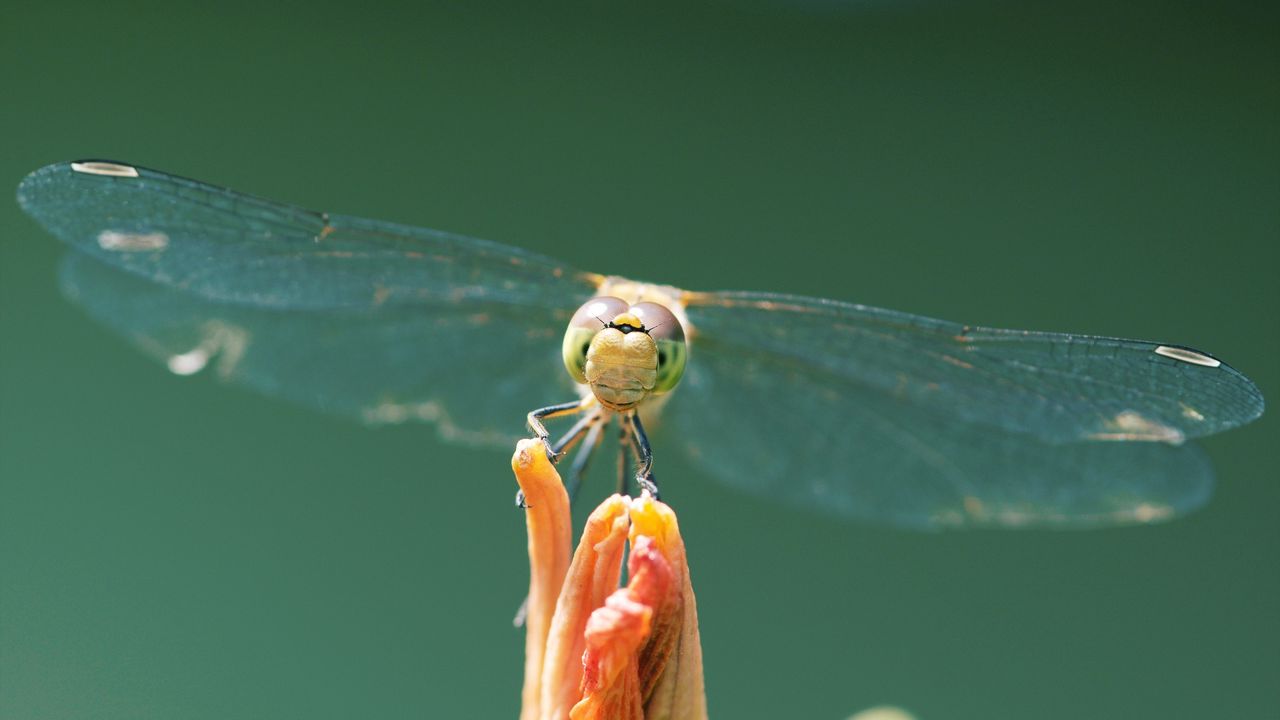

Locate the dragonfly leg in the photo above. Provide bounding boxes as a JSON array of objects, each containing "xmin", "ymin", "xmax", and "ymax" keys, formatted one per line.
[
  {"xmin": 627, "ymin": 411, "xmax": 659, "ymax": 499},
  {"xmin": 514, "ymin": 399, "xmax": 604, "ymax": 507},
  {"xmin": 564, "ymin": 420, "xmax": 605, "ymax": 507},
  {"xmin": 526, "ymin": 399, "xmax": 588, "ymax": 460},
  {"xmin": 551, "ymin": 410, "xmax": 598, "ymax": 455},
  {"xmin": 616, "ymin": 415, "xmax": 631, "ymax": 497},
  {"xmin": 516, "ymin": 398, "xmax": 590, "ymax": 509}
]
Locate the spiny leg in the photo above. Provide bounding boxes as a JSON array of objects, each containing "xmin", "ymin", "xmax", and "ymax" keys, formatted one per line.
[
  {"xmin": 563, "ymin": 420, "xmax": 605, "ymax": 507},
  {"xmin": 626, "ymin": 411, "xmax": 659, "ymax": 499},
  {"xmin": 551, "ymin": 410, "xmax": 600, "ymax": 457},
  {"xmin": 616, "ymin": 415, "xmax": 631, "ymax": 497},
  {"xmin": 515, "ymin": 408, "xmax": 601, "ymax": 509},
  {"xmin": 516, "ymin": 398, "xmax": 590, "ymax": 509},
  {"xmin": 621, "ymin": 425, "xmax": 641, "ymax": 496},
  {"xmin": 526, "ymin": 398, "xmax": 588, "ymax": 454}
]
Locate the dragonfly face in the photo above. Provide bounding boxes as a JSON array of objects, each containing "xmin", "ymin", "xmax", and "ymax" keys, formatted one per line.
[
  {"xmin": 562, "ymin": 297, "xmax": 688, "ymax": 412},
  {"xmin": 15, "ymin": 160, "xmax": 1267, "ymax": 529}
]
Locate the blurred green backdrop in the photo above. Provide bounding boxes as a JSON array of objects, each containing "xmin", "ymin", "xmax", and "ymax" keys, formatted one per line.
[{"xmin": 1, "ymin": 2, "xmax": 1276, "ymax": 718}]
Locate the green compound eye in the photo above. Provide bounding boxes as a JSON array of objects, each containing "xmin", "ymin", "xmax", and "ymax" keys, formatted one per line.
[
  {"xmin": 630, "ymin": 302, "xmax": 687, "ymax": 394},
  {"xmin": 562, "ymin": 296, "xmax": 629, "ymax": 383},
  {"xmin": 652, "ymin": 338, "xmax": 687, "ymax": 393},
  {"xmin": 562, "ymin": 326, "xmax": 595, "ymax": 384}
]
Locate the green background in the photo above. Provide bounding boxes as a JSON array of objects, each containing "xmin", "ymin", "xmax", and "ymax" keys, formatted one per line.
[{"xmin": 2, "ymin": 2, "xmax": 1276, "ymax": 718}]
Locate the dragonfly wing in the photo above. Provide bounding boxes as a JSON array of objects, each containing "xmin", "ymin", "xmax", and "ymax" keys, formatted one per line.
[
  {"xmin": 18, "ymin": 161, "xmax": 600, "ymax": 312},
  {"xmin": 58, "ymin": 253, "xmax": 581, "ymax": 445},
  {"xmin": 669, "ymin": 326, "xmax": 1215, "ymax": 529},
  {"xmin": 682, "ymin": 291, "xmax": 1263, "ymax": 445},
  {"xmin": 20, "ymin": 159, "xmax": 602, "ymax": 444},
  {"xmin": 673, "ymin": 289, "xmax": 1262, "ymax": 528}
]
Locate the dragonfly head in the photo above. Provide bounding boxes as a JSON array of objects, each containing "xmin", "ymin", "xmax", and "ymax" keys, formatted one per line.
[{"xmin": 563, "ymin": 296, "xmax": 687, "ymax": 411}]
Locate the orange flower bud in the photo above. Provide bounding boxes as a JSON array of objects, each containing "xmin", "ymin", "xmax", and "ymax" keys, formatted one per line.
[{"xmin": 512, "ymin": 439, "xmax": 707, "ymax": 720}]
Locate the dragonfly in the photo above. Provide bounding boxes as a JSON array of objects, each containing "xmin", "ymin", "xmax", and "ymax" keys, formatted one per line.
[{"xmin": 16, "ymin": 160, "xmax": 1265, "ymax": 529}]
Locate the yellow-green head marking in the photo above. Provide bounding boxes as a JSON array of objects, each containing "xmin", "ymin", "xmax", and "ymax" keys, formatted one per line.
[{"xmin": 562, "ymin": 296, "xmax": 688, "ymax": 411}]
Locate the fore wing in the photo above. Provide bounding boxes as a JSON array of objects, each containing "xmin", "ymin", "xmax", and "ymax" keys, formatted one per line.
[{"xmin": 21, "ymin": 161, "xmax": 600, "ymax": 442}]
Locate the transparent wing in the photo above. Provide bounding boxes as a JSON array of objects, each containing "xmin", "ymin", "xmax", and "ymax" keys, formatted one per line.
[
  {"xmin": 18, "ymin": 160, "xmax": 602, "ymax": 442},
  {"xmin": 674, "ymin": 291, "xmax": 1263, "ymax": 529},
  {"xmin": 17, "ymin": 161, "xmax": 600, "ymax": 312},
  {"xmin": 683, "ymin": 292, "xmax": 1263, "ymax": 445},
  {"xmin": 58, "ymin": 252, "xmax": 578, "ymax": 445},
  {"xmin": 671, "ymin": 324, "xmax": 1215, "ymax": 529}
]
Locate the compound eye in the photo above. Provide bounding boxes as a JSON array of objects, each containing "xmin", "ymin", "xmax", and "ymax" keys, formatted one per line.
[
  {"xmin": 629, "ymin": 302, "xmax": 685, "ymax": 343},
  {"xmin": 629, "ymin": 302, "xmax": 687, "ymax": 393},
  {"xmin": 562, "ymin": 296, "xmax": 630, "ymax": 383},
  {"xmin": 571, "ymin": 296, "xmax": 631, "ymax": 329}
]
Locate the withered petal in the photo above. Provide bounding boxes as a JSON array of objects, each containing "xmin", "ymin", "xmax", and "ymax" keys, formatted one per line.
[{"xmin": 571, "ymin": 537, "xmax": 670, "ymax": 720}]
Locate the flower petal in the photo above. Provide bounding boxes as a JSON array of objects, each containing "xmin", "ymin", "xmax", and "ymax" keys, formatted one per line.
[
  {"xmin": 540, "ymin": 494, "xmax": 632, "ymax": 720},
  {"xmin": 628, "ymin": 496, "xmax": 707, "ymax": 720},
  {"xmin": 571, "ymin": 536, "xmax": 672, "ymax": 720},
  {"xmin": 514, "ymin": 440, "xmax": 707, "ymax": 720},
  {"xmin": 513, "ymin": 439, "xmax": 573, "ymax": 720}
]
